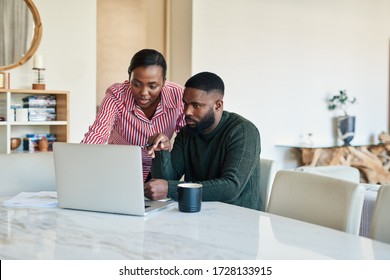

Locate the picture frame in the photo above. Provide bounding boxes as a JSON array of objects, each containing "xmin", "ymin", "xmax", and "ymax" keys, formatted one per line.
[{"xmin": 0, "ymin": 72, "xmax": 8, "ymax": 89}]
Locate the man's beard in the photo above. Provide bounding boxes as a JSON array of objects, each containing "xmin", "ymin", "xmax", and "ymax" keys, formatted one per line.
[{"xmin": 186, "ymin": 109, "xmax": 215, "ymax": 135}]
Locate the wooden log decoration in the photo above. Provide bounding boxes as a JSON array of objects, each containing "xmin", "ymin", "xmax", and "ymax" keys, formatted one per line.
[{"xmin": 298, "ymin": 144, "xmax": 390, "ymax": 184}]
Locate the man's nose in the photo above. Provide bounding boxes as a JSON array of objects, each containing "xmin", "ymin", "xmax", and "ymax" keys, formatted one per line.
[{"xmin": 184, "ymin": 106, "xmax": 192, "ymax": 116}]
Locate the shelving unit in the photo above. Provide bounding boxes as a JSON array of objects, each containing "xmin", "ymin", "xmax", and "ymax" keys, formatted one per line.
[{"xmin": 0, "ymin": 89, "xmax": 69, "ymax": 154}]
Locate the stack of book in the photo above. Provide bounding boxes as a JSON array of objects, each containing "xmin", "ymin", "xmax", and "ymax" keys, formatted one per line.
[
  {"xmin": 22, "ymin": 95, "xmax": 56, "ymax": 121},
  {"xmin": 23, "ymin": 133, "xmax": 56, "ymax": 152}
]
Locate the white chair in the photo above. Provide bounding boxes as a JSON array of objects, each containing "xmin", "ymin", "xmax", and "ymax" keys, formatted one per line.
[
  {"xmin": 295, "ymin": 165, "xmax": 381, "ymax": 237},
  {"xmin": 0, "ymin": 152, "xmax": 56, "ymax": 196},
  {"xmin": 267, "ymin": 170, "xmax": 365, "ymax": 235},
  {"xmin": 259, "ymin": 158, "xmax": 277, "ymax": 211},
  {"xmin": 369, "ymin": 185, "xmax": 390, "ymax": 244},
  {"xmin": 295, "ymin": 165, "xmax": 360, "ymax": 183}
]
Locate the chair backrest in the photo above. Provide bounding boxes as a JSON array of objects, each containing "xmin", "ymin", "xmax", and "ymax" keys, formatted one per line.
[
  {"xmin": 295, "ymin": 165, "xmax": 360, "ymax": 183},
  {"xmin": 267, "ymin": 170, "xmax": 365, "ymax": 235},
  {"xmin": 369, "ymin": 185, "xmax": 390, "ymax": 244},
  {"xmin": 259, "ymin": 158, "xmax": 277, "ymax": 211},
  {"xmin": 0, "ymin": 152, "xmax": 56, "ymax": 196}
]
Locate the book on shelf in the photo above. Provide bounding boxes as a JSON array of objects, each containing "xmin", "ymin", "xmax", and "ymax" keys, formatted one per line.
[
  {"xmin": 22, "ymin": 95, "xmax": 56, "ymax": 108},
  {"xmin": 21, "ymin": 95, "xmax": 57, "ymax": 121},
  {"xmin": 28, "ymin": 108, "xmax": 56, "ymax": 121},
  {"xmin": 23, "ymin": 133, "xmax": 56, "ymax": 152}
]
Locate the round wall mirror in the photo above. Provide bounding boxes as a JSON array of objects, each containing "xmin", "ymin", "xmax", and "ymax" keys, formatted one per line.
[{"xmin": 0, "ymin": 0, "xmax": 42, "ymax": 71}]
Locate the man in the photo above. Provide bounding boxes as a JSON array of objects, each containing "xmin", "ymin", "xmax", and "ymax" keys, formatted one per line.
[
  {"xmin": 82, "ymin": 49, "xmax": 185, "ymax": 181},
  {"xmin": 144, "ymin": 72, "xmax": 261, "ymax": 210}
]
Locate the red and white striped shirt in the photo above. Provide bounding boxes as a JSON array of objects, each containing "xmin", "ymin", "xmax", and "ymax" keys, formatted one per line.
[{"xmin": 82, "ymin": 80, "xmax": 185, "ymax": 181}]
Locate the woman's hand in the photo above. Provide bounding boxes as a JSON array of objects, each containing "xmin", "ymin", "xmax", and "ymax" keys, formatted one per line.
[{"xmin": 146, "ymin": 133, "xmax": 171, "ymax": 158}]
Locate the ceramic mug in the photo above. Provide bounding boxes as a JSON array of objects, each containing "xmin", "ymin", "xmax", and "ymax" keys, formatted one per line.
[{"xmin": 177, "ymin": 183, "xmax": 203, "ymax": 213}]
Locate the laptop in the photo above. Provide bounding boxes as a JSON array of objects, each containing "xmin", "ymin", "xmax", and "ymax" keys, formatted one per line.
[{"xmin": 53, "ymin": 142, "xmax": 172, "ymax": 216}]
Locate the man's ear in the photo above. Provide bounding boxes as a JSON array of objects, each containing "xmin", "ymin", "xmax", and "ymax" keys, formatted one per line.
[
  {"xmin": 162, "ymin": 78, "xmax": 166, "ymax": 87},
  {"xmin": 215, "ymin": 99, "xmax": 223, "ymax": 111}
]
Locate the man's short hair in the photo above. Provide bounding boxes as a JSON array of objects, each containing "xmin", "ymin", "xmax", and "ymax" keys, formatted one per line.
[{"xmin": 185, "ymin": 72, "xmax": 224, "ymax": 95}]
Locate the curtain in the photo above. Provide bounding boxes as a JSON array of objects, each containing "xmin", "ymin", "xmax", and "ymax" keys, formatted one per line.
[{"xmin": 0, "ymin": 0, "xmax": 33, "ymax": 66}]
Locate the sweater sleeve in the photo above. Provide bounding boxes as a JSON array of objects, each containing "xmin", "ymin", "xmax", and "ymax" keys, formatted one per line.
[{"xmin": 151, "ymin": 131, "xmax": 186, "ymax": 199}]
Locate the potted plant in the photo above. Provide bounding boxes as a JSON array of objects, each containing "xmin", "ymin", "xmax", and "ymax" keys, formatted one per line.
[{"xmin": 327, "ymin": 90, "xmax": 357, "ymax": 145}]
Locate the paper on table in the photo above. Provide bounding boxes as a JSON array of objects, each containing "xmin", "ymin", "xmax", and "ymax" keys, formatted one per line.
[{"xmin": 2, "ymin": 191, "xmax": 58, "ymax": 208}]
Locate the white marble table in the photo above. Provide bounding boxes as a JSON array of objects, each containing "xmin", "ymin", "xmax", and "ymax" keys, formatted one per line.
[{"xmin": 1, "ymin": 200, "xmax": 390, "ymax": 260}]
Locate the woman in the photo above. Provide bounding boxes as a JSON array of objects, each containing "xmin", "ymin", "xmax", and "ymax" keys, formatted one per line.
[{"xmin": 82, "ymin": 49, "xmax": 185, "ymax": 181}]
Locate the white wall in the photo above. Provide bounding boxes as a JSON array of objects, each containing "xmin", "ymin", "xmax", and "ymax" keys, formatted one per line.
[
  {"xmin": 192, "ymin": 0, "xmax": 390, "ymax": 168},
  {"xmin": 10, "ymin": 0, "xmax": 97, "ymax": 143},
  {"xmin": 6, "ymin": 0, "xmax": 390, "ymax": 170}
]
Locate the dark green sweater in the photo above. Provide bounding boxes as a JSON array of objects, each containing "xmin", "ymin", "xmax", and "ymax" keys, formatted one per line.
[{"xmin": 152, "ymin": 111, "xmax": 262, "ymax": 210}]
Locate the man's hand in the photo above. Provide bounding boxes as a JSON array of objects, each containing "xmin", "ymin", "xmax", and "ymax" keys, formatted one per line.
[
  {"xmin": 144, "ymin": 179, "xmax": 169, "ymax": 200},
  {"xmin": 146, "ymin": 133, "xmax": 171, "ymax": 158}
]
